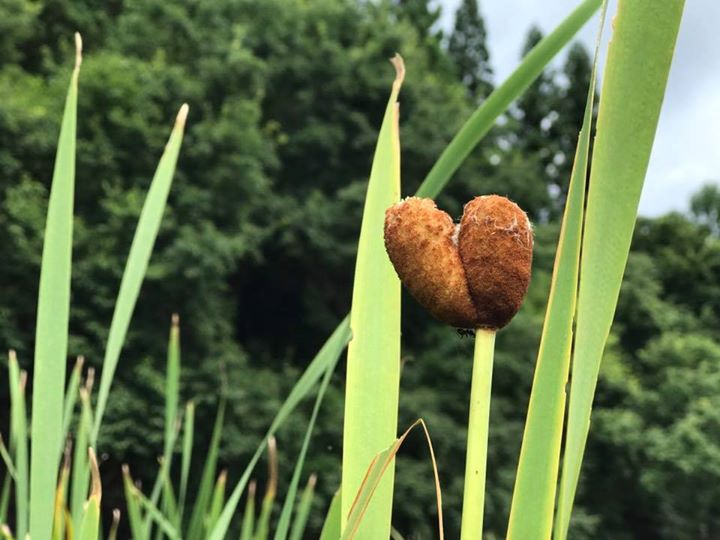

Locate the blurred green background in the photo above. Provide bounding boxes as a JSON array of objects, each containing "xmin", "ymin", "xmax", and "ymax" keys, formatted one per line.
[{"xmin": 1, "ymin": 0, "xmax": 719, "ymax": 538}]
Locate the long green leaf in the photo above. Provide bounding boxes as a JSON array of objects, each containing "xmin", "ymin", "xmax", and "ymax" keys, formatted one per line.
[
  {"xmin": 178, "ymin": 400, "xmax": 195, "ymax": 525},
  {"xmin": 165, "ymin": 315, "xmax": 181, "ymax": 457},
  {"xmin": 60, "ymin": 355, "xmax": 84, "ymax": 461},
  {"xmin": 239, "ymin": 481, "xmax": 256, "ymax": 540},
  {"xmin": 506, "ymin": 3, "xmax": 607, "ymax": 538},
  {"xmin": 187, "ymin": 401, "xmax": 225, "ymax": 540},
  {"xmin": 206, "ymin": 471, "xmax": 227, "ymax": 533},
  {"xmin": 207, "ymin": 319, "xmax": 352, "ymax": 540},
  {"xmin": 8, "ymin": 353, "xmax": 28, "ymax": 539},
  {"xmin": 28, "ymin": 34, "xmax": 81, "ymax": 540},
  {"xmin": 122, "ymin": 466, "xmax": 148, "ymax": 540},
  {"xmin": 342, "ymin": 420, "xmax": 443, "ymax": 540},
  {"xmin": 288, "ymin": 475, "xmax": 316, "ymax": 540},
  {"xmin": 71, "ymin": 387, "xmax": 93, "ymax": 527},
  {"xmin": 341, "ymin": 54, "xmax": 404, "ymax": 540},
  {"xmin": 415, "ymin": 0, "xmax": 601, "ymax": 199},
  {"xmin": 92, "ymin": 103, "xmax": 189, "ymax": 445},
  {"xmin": 253, "ymin": 437, "xmax": 277, "ymax": 540},
  {"xmin": 555, "ymin": 2, "xmax": 685, "ymax": 538},
  {"xmin": 76, "ymin": 449, "xmax": 101, "ymax": 540},
  {"xmin": 318, "ymin": 490, "xmax": 341, "ymax": 540},
  {"xmin": 273, "ymin": 354, "xmax": 335, "ymax": 540}
]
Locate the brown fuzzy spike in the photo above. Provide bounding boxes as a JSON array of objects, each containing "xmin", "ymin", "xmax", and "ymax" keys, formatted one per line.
[
  {"xmin": 459, "ymin": 195, "xmax": 533, "ymax": 329},
  {"xmin": 383, "ymin": 195, "xmax": 533, "ymax": 330},
  {"xmin": 384, "ymin": 197, "xmax": 478, "ymax": 328}
]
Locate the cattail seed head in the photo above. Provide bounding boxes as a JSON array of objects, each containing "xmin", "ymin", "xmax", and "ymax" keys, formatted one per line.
[{"xmin": 384, "ymin": 195, "xmax": 533, "ymax": 330}]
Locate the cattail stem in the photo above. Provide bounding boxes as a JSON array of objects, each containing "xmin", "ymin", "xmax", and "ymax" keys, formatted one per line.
[{"xmin": 460, "ymin": 329, "xmax": 496, "ymax": 540}]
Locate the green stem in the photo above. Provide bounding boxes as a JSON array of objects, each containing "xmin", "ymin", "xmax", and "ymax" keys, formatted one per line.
[{"xmin": 460, "ymin": 329, "xmax": 496, "ymax": 540}]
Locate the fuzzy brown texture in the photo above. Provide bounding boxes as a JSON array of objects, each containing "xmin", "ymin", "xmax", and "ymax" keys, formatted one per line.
[
  {"xmin": 384, "ymin": 195, "xmax": 533, "ymax": 330},
  {"xmin": 384, "ymin": 197, "xmax": 478, "ymax": 328},
  {"xmin": 459, "ymin": 195, "xmax": 533, "ymax": 329}
]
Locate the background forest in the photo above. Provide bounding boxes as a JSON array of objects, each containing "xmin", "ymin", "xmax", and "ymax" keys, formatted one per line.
[{"xmin": 1, "ymin": 0, "xmax": 718, "ymax": 538}]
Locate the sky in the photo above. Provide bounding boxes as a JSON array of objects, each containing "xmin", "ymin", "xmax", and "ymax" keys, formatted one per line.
[{"xmin": 437, "ymin": 0, "xmax": 720, "ymax": 217}]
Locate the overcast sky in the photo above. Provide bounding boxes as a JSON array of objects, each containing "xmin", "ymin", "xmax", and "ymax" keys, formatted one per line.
[{"xmin": 437, "ymin": 0, "xmax": 719, "ymax": 217}]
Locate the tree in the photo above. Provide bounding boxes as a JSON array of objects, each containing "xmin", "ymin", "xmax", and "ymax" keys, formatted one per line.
[{"xmin": 448, "ymin": 0, "xmax": 493, "ymax": 101}]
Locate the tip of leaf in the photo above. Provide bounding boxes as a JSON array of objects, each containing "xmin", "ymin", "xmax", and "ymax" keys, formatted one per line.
[
  {"xmin": 176, "ymin": 104, "xmax": 189, "ymax": 128},
  {"xmin": 308, "ymin": 473, "xmax": 317, "ymax": 489},
  {"xmin": 19, "ymin": 370, "xmax": 27, "ymax": 393},
  {"xmin": 122, "ymin": 464, "xmax": 130, "ymax": 476},
  {"xmin": 248, "ymin": 479, "xmax": 257, "ymax": 498},
  {"xmin": 88, "ymin": 447, "xmax": 102, "ymax": 500},
  {"xmin": 390, "ymin": 53, "xmax": 405, "ymax": 90},
  {"xmin": 8, "ymin": 349, "xmax": 16, "ymax": 363},
  {"xmin": 267, "ymin": 436, "xmax": 278, "ymax": 497},
  {"xmin": 74, "ymin": 32, "xmax": 83, "ymax": 70},
  {"xmin": 84, "ymin": 366, "xmax": 96, "ymax": 393},
  {"xmin": 172, "ymin": 313, "xmax": 180, "ymax": 327},
  {"xmin": 76, "ymin": 355, "xmax": 85, "ymax": 369},
  {"xmin": 112, "ymin": 508, "xmax": 121, "ymax": 523}
]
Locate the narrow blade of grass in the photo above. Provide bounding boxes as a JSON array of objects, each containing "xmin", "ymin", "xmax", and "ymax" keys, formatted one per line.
[
  {"xmin": 122, "ymin": 465, "xmax": 148, "ymax": 540},
  {"xmin": 415, "ymin": 0, "xmax": 600, "ymax": 198},
  {"xmin": 341, "ymin": 54, "xmax": 404, "ymax": 540},
  {"xmin": 274, "ymin": 353, "xmax": 336, "ymax": 540},
  {"xmin": 178, "ymin": 400, "xmax": 195, "ymax": 525},
  {"xmin": 239, "ymin": 481, "xmax": 256, "ymax": 540},
  {"xmin": 506, "ymin": 4, "xmax": 607, "ymax": 538},
  {"xmin": 8, "ymin": 352, "xmax": 28, "ymax": 540},
  {"xmin": 52, "ymin": 452, "xmax": 70, "ymax": 540},
  {"xmin": 206, "ymin": 471, "xmax": 227, "ymax": 533},
  {"xmin": 187, "ymin": 401, "xmax": 225, "ymax": 540},
  {"xmin": 288, "ymin": 474, "xmax": 316, "ymax": 540},
  {"xmin": 207, "ymin": 319, "xmax": 352, "ymax": 540},
  {"xmin": 76, "ymin": 449, "xmax": 101, "ymax": 540},
  {"xmin": 60, "ymin": 356, "xmax": 84, "ymax": 461},
  {"xmin": 165, "ymin": 314, "xmax": 181, "ymax": 457},
  {"xmin": 71, "ymin": 385, "xmax": 94, "ymax": 527},
  {"xmin": 319, "ymin": 490, "xmax": 341, "ymax": 540},
  {"xmin": 342, "ymin": 420, "xmax": 443, "ymax": 540},
  {"xmin": 28, "ymin": 34, "xmax": 81, "ymax": 540},
  {"xmin": 253, "ymin": 437, "xmax": 278, "ymax": 540},
  {"xmin": 555, "ymin": 2, "xmax": 685, "ymax": 537},
  {"xmin": 108, "ymin": 509, "xmax": 121, "ymax": 540},
  {"xmin": 92, "ymin": 103, "xmax": 189, "ymax": 445}
]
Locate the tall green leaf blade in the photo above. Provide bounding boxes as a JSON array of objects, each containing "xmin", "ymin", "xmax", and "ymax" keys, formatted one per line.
[
  {"xmin": 274, "ymin": 353, "xmax": 335, "ymax": 540},
  {"xmin": 28, "ymin": 34, "xmax": 81, "ymax": 540},
  {"xmin": 341, "ymin": 54, "xmax": 404, "ymax": 540},
  {"xmin": 555, "ymin": 2, "xmax": 685, "ymax": 537},
  {"xmin": 288, "ymin": 474, "xmax": 316, "ymax": 540},
  {"xmin": 92, "ymin": 104, "xmax": 189, "ymax": 445},
  {"xmin": 179, "ymin": 400, "xmax": 195, "ymax": 525},
  {"xmin": 239, "ymin": 481, "xmax": 256, "ymax": 540},
  {"xmin": 319, "ymin": 490, "xmax": 341, "ymax": 540},
  {"xmin": 8, "ymin": 353, "xmax": 28, "ymax": 539},
  {"xmin": 207, "ymin": 319, "xmax": 351, "ymax": 540},
  {"xmin": 71, "ymin": 388, "xmax": 93, "ymax": 527},
  {"xmin": 60, "ymin": 355, "xmax": 84, "ymax": 461},
  {"xmin": 165, "ymin": 315, "xmax": 181, "ymax": 457},
  {"xmin": 415, "ymin": 0, "xmax": 601, "ymax": 199},
  {"xmin": 187, "ymin": 402, "xmax": 225, "ymax": 540},
  {"xmin": 506, "ymin": 3, "xmax": 607, "ymax": 538}
]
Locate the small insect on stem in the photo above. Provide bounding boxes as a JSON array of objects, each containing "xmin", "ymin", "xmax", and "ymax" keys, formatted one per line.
[{"xmin": 456, "ymin": 328, "xmax": 476, "ymax": 339}]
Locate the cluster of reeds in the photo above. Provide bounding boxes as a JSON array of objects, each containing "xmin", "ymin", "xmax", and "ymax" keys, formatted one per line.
[{"xmin": 0, "ymin": 0, "xmax": 684, "ymax": 538}]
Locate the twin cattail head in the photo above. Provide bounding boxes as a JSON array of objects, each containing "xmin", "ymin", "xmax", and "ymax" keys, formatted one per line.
[{"xmin": 384, "ymin": 195, "xmax": 533, "ymax": 330}]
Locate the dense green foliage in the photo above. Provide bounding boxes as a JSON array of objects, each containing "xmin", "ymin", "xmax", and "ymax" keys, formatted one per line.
[{"xmin": 0, "ymin": 0, "xmax": 716, "ymax": 538}]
